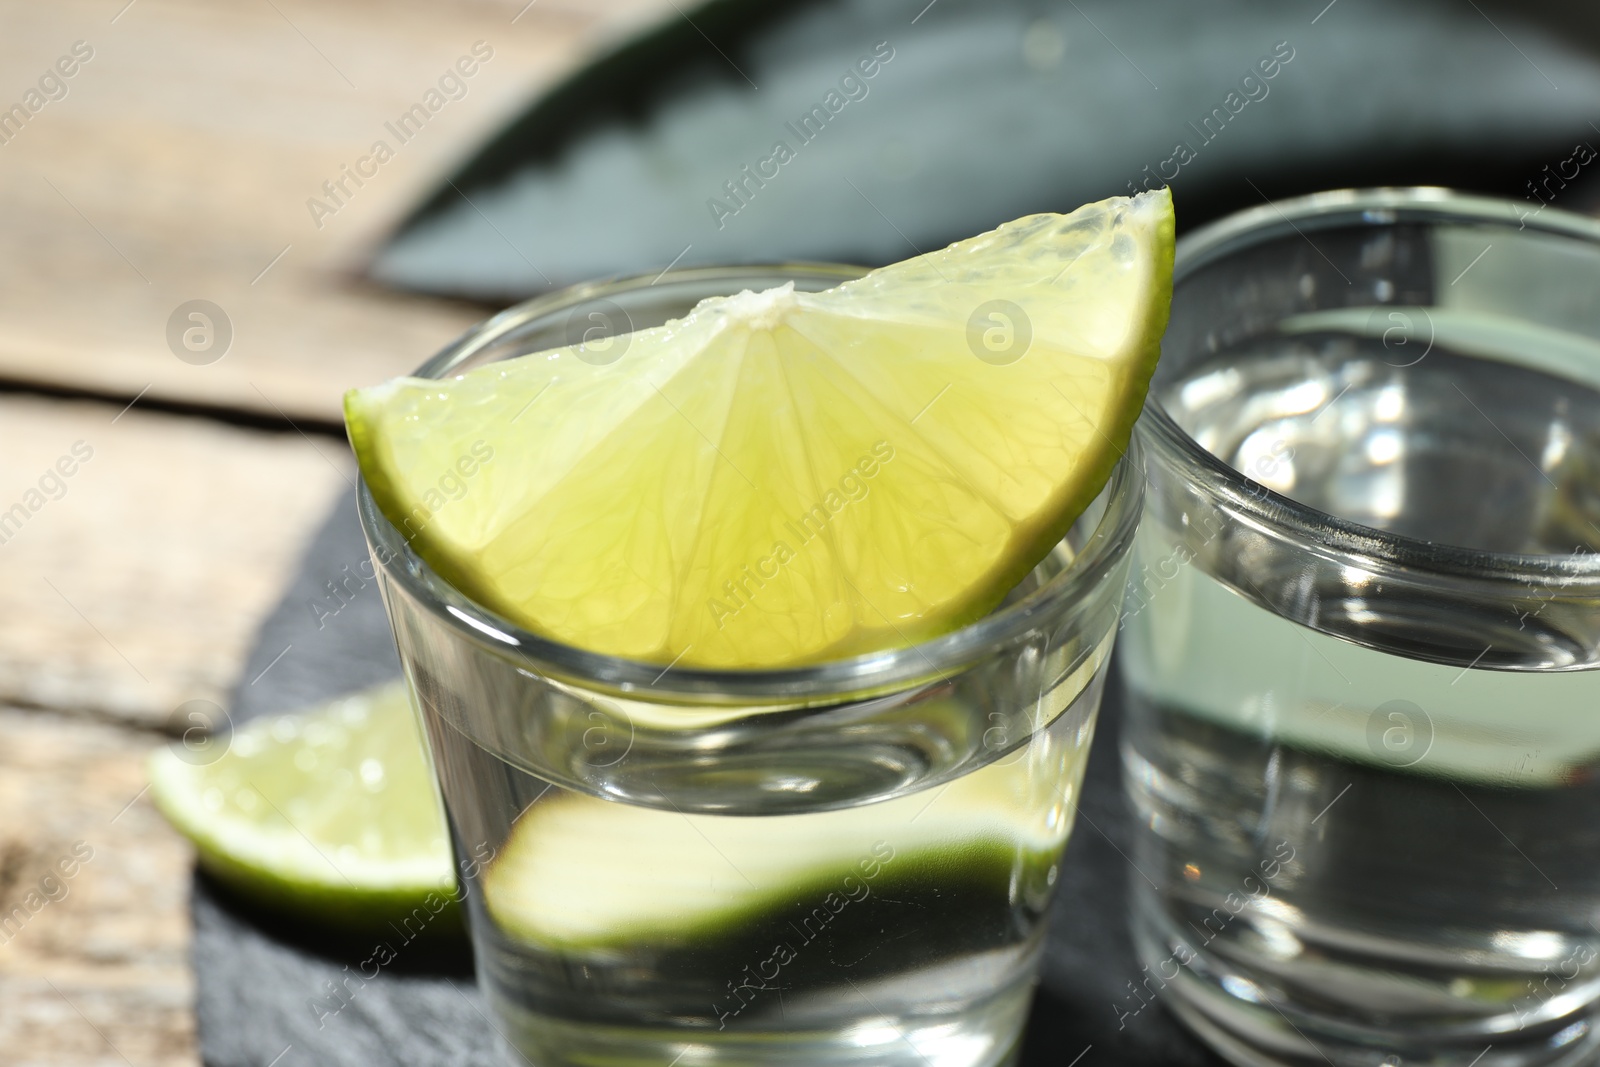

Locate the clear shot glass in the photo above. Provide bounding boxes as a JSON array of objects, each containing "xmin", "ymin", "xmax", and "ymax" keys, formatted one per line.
[
  {"xmin": 1119, "ymin": 188, "xmax": 1600, "ymax": 1067},
  {"xmin": 357, "ymin": 266, "xmax": 1144, "ymax": 1067}
]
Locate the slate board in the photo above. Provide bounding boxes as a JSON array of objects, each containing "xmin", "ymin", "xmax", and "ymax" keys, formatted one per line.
[{"xmin": 194, "ymin": 488, "xmax": 1223, "ymax": 1066}]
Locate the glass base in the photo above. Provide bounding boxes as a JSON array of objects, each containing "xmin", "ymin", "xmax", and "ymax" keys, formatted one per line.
[
  {"xmin": 486, "ymin": 977, "xmax": 1032, "ymax": 1067},
  {"xmin": 1133, "ymin": 899, "xmax": 1600, "ymax": 1067}
]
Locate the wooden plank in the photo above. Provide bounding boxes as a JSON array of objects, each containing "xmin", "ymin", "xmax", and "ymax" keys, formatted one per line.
[
  {"xmin": 0, "ymin": 1, "xmax": 690, "ymax": 1055},
  {"xmin": 0, "ymin": 0, "xmax": 677, "ymax": 423},
  {"xmin": 0, "ymin": 706, "xmax": 196, "ymax": 1067},
  {"xmin": 0, "ymin": 393, "xmax": 351, "ymax": 728}
]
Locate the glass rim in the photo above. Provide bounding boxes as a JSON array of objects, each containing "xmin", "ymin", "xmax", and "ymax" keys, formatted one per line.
[
  {"xmin": 358, "ymin": 263, "xmax": 1145, "ymax": 700},
  {"xmin": 1145, "ymin": 185, "xmax": 1600, "ymax": 588}
]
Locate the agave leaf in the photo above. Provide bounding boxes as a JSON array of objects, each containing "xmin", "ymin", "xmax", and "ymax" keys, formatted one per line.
[{"xmin": 369, "ymin": 0, "xmax": 1600, "ymax": 301}]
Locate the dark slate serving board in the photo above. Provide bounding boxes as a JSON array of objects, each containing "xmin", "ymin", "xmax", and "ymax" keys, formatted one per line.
[{"xmin": 195, "ymin": 488, "xmax": 1222, "ymax": 1066}]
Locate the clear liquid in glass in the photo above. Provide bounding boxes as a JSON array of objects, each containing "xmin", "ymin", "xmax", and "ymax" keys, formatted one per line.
[
  {"xmin": 412, "ymin": 644, "xmax": 1105, "ymax": 1067},
  {"xmin": 1122, "ymin": 327, "xmax": 1600, "ymax": 1067}
]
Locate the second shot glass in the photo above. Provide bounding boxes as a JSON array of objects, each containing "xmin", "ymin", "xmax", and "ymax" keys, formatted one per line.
[{"xmin": 1120, "ymin": 189, "xmax": 1600, "ymax": 1067}]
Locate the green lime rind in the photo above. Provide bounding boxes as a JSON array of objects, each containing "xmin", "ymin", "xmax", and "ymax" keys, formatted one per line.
[
  {"xmin": 486, "ymin": 833, "xmax": 1060, "ymax": 954},
  {"xmin": 976, "ymin": 196, "xmax": 1174, "ymax": 634},
  {"xmin": 344, "ymin": 388, "xmax": 483, "ymax": 619},
  {"xmin": 344, "ymin": 191, "xmax": 1175, "ymax": 671},
  {"xmin": 148, "ymin": 681, "xmax": 461, "ymax": 933},
  {"xmin": 170, "ymin": 816, "xmax": 462, "ymax": 934}
]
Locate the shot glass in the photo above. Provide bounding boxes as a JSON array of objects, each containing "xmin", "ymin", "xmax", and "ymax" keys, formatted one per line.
[
  {"xmin": 357, "ymin": 266, "xmax": 1144, "ymax": 1066},
  {"xmin": 1119, "ymin": 189, "xmax": 1600, "ymax": 1067}
]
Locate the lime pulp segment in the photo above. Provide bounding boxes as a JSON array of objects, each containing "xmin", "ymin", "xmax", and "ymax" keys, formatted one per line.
[
  {"xmin": 147, "ymin": 681, "xmax": 457, "ymax": 928},
  {"xmin": 347, "ymin": 190, "xmax": 1174, "ymax": 669}
]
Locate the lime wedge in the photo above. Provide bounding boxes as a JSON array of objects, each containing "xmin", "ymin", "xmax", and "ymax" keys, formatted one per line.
[
  {"xmin": 347, "ymin": 189, "xmax": 1173, "ymax": 668},
  {"xmin": 483, "ymin": 729, "xmax": 1080, "ymax": 951},
  {"xmin": 148, "ymin": 682, "xmax": 458, "ymax": 929}
]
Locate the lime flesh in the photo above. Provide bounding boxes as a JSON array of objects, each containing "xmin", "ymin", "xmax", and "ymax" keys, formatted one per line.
[
  {"xmin": 178, "ymin": 193, "xmax": 1173, "ymax": 929},
  {"xmin": 347, "ymin": 190, "xmax": 1174, "ymax": 669},
  {"xmin": 483, "ymin": 720, "xmax": 1084, "ymax": 952},
  {"xmin": 148, "ymin": 682, "xmax": 457, "ymax": 929}
]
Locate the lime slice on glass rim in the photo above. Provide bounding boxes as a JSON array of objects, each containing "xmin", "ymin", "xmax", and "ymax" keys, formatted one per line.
[
  {"xmin": 346, "ymin": 189, "xmax": 1174, "ymax": 670},
  {"xmin": 148, "ymin": 682, "xmax": 458, "ymax": 930},
  {"xmin": 152, "ymin": 191, "xmax": 1174, "ymax": 932}
]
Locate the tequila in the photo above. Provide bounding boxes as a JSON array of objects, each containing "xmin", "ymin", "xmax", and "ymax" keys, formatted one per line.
[{"xmin": 1124, "ymin": 321, "xmax": 1600, "ymax": 1066}]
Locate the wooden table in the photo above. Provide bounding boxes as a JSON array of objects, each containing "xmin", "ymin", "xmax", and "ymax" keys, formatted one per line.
[{"xmin": 0, "ymin": 2, "xmax": 672, "ymax": 1061}]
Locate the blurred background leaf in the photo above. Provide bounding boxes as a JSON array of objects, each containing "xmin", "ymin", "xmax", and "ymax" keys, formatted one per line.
[{"xmin": 370, "ymin": 0, "xmax": 1600, "ymax": 301}]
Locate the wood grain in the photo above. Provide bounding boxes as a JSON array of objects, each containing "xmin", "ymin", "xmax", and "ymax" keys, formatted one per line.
[
  {"xmin": 0, "ymin": 3, "xmax": 679, "ymax": 1062},
  {"xmin": 0, "ymin": 393, "xmax": 351, "ymax": 728},
  {"xmin": 0, "ymin": 707, "xmax": 196, "ymax": 1067},
  {"xmin": 0, "ymin": 0, "xmax": 677, "ymax": 424}
]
